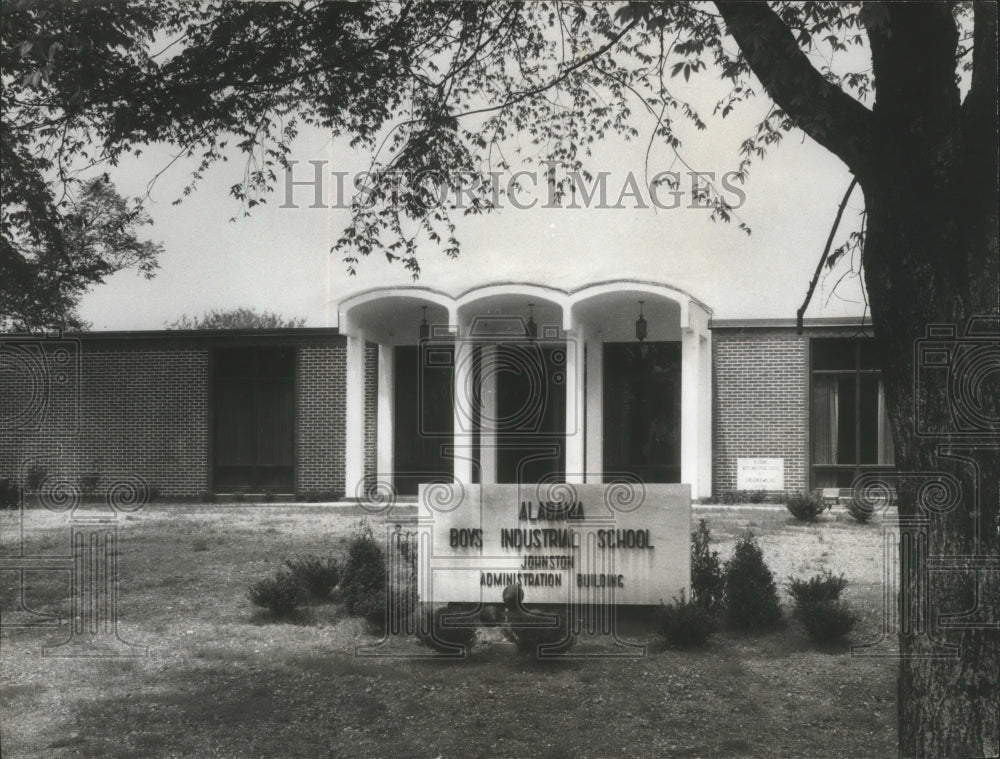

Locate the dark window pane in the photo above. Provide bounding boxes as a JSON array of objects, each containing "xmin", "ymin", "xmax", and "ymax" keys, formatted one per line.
[
  {"xmin": 214, "ymin": 381, "xmax": 256, "ymax": 465},
  {"xmin": 859, "ymin": 340, "xmax": 884, "ymax": 369},
  {"xmin": 215, "ymin": 346, "xmax": 295, "ymax": 378},
  {"xmin": 215, "ymin": 347, "xmax": 257, "ymax": 378},
  {"xmin": 256, "ymin": 379, "xmax": 295, "ymax": 466},
  {"xmin": 212, "ymin": 346, "xmax": 296, "ymax": 491},
  {"xmin": 836, "ymin": 375, "xmax": 857, "ymax": 464},
  {"xmin": 812, "ymin": 339, "xmax": 856, "ymax": 370},
  {"xmin": 858, "ymin": 375, "xmax": 880, "ymax": 463},
  {"xmin": 258, "ymin": 347, "xmax": 295, "ymax": 378}
]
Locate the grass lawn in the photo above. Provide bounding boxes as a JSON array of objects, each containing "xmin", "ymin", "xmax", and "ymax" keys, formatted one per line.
[{"xmin": 1, "ymin": 503, "xmax": 896, "ymax": 759}]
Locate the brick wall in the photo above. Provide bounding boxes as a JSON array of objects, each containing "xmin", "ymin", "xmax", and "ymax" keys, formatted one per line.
[
  {"xmin": 1, "ymin": 330, "xmax": 347, "ymax": 501},
  {"xmin": 712, "ymin": 328, "xmax": 808, "ymax": 495},
  {"xmin": 296, "ymin": 340, "xmax": 346, "ymax": 496},
  {"xmin": 363, "ymin": 342, "xmax": 378, "ymax": 493},
  {"xmin": 1, "ymin": 336, "xmax": 210, "ymax": 499}
]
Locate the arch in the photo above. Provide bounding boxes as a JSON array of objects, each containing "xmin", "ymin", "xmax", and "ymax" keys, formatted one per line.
[
  {"xmin": 569, "ymin": 279, "xmax": 711, "ymax": 331},
  {"xmin": 456, "ymin": 283, "xmax": 568, "ymax": 340},
  {"xmin": 338, "ymin": 286, "xmax": 455, "ymax": 343},
  {"xmin": 455, "ymin": 281, "xmax": 570, "ymax": 305}
]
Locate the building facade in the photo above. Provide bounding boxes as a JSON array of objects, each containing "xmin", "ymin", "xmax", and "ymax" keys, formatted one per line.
[{"xmin": 0, "ymin": 280, "xmax": 893, "ymax": 502}]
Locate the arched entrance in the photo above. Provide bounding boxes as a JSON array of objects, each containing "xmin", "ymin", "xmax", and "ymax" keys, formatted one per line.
[{"xmin": 337, "ymin": 280, "xmax": 712, "ymax": 499}]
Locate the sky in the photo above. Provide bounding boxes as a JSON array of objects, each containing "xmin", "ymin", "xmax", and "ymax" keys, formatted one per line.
[{"xmin": 78, "ymin": 55, "xmax": 869, "ymax": 331}]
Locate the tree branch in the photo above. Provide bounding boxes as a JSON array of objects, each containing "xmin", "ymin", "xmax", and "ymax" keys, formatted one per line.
[
  {"xmin": 714, "ymin": 1, "xmax": 874, "ymax": 179},
  {"xmin": 797, "ymin": 177, "xmax": 859, "ymax": 334},
  {"xmin": 453, "ymin": 16, "xmax": 641, "ymax": 121}
]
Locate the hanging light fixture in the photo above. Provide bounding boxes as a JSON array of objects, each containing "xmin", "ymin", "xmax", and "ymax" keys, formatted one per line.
[
  {"xmin": 635, "ymin": 300, "xmax": 647, "ymax": 343},
  {"xmin": 526, "ymin": 303, "xmax": 538, "ymax": 341},
  {"xmin": 419, "ymin": 306, "xmax": 429, "ymax": 341}
]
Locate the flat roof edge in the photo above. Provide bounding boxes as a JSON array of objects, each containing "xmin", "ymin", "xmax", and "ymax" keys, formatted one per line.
[
  {"xmin": 710, "ymin": 316, "xmax": 872, "ymax": 330},
  {"xmin": 2, "ymin": 327, "xmax": 342, "ymax": 340}
]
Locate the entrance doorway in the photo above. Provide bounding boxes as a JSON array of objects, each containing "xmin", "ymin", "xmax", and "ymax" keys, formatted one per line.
[
  {"xmin": 493, "ymin": 343, "xmax": 566, "ymax": 483},
  {"xmin": 603, "ymin": 342, "xmax": 681, "ymax": 483},
  {"xmin": 393, "ymin": 345, "xmax": 454, "ymax": 496}
]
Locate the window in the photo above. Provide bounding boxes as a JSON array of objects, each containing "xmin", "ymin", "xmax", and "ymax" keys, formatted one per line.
[
  {"xmin": 810, "ymin": 338, "xmax": 895, "ymax": 489},
  {"xmin": 212, "ymin": 346, "xmax": 296, "ymax": 492}
]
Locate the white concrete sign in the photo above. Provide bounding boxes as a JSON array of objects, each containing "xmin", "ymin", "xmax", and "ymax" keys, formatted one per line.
[
  {"xmin": 736, "ymin": 457, "xmax": 785, "ymax": 491},
  {"xmin": 416, "ymin": 483, "xmax": 690, "ymax": 606}
]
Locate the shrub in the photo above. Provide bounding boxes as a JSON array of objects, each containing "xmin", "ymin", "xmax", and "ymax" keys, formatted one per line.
[
  {"xmin": 785, "ymin": 492, "xmax": 825, "ymax": 522},
  {"xmin": 283, "ymin": 555, "xmax": 341, "ymax": 600},
  {"xmin": 656, "ymin": 592, "xmax": 717, "ymax": 647},
  {"xmin": 797, "ymin": 600, "xmax": 857, "ymax": 643},
  {"xmin": 0, "ymin": 478, "xmax": 19, "ymax": 509},
  {"xmin": 845, "ymin": 498, "xmax": 874, "ymax": 523},
  {"xmin": 690, "ymin": 519, "xmax": 724, "ymax": 610},
  {"xmin": 248, "ymin": 570, "xmax": 307, "ymax": 619},
  {"xmin": 723, "ymin": 533, "xmax": 783, "ymax": 631},
  {"xmin": 25, "ymin": 464, "xmax": 47, "ymax": 492},
  {"xmin": 747, "ymin": 489, "xmax": 768, "ymax": 504},
  {"xmin": 341, "ymin": 522, "xmax": 387, "ymax": 618},
  {"xmin": 787, "ymin": 570, "xmax": 856, "ymax": 643},
  {"xmin": 340, "ymin": 521, "xmax": 417, "ymax": 631},
  {"xmin": 507, "ymin": 607, "xmax": 575, "ymax": 657},
  {"xmin": 340, "ymin": 521, "xmax": 417, "ymax": 633},
  {"xmin": 262, "ymin": 488, "xmax": 277, "ymax": 503},
  {"xmin": 416, "ymin": 605, "xmax": 478, "ymax": 652},
  {"xmin": 787, "ymin": 569, "xmax": 848, "ymax": 608}
]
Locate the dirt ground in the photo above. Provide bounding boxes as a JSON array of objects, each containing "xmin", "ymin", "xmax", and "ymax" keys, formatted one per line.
[{"xmin": 1, "ymin": 503, "xmax": 897, "ymax": 759}]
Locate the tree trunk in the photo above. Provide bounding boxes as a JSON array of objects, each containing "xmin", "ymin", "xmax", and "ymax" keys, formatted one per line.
[
  {"xmin": 872, "ymin": 319, "xmax": 1000, "ymax": 758},
  {"xmin": 716, "ymin": 2, "xmax": 998, "ymax": 755},
  {"xmin": 850, "ymin": 4, "xmax": 1000, "ymax": 754},
  {"xmin": 860, "ymin": 89, "xmax": 999, "ymax": 759}
]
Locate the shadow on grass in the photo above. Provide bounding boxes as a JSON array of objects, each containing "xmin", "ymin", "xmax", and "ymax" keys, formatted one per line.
[
  {"xmin": 34, "ymin": 626, "xmax": 895, "ymax": 759},
  {"xmin": 51, "ymin": 651, "xmax": 439, "ymax": 759}
]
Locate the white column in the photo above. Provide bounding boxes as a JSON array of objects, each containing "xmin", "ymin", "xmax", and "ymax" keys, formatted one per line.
[
  {"xmin": 344, "ymin": 329, "xmax": 367, "ymax": 498},
  {"xmin": 681, "ymin": 327, "xmax": 700, "ymax": 498},
  {"xmin": 681, "ymin": 304, "xmax": 712, "ymax": 499},
  {"xmin": 452, "ymin": 329, "xmax": 474, "ymax": 484},
  {"xmin": 376, "ymin": 344, "xmax": 394, "ymax": 488},
  {"xmin": 479, "ymin": 344, "xmax": 498, "ymax": 485},
  {"xmin": 698, "ymin": 333, "xmax": 713, "ymax": 499},
  {"xmin": 585, "ymin": 334, "xmax": 603, "ymax": 483},
  {"xmin": 564, "ymin": 329, "xmax": 586, "ymax": 483}
]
